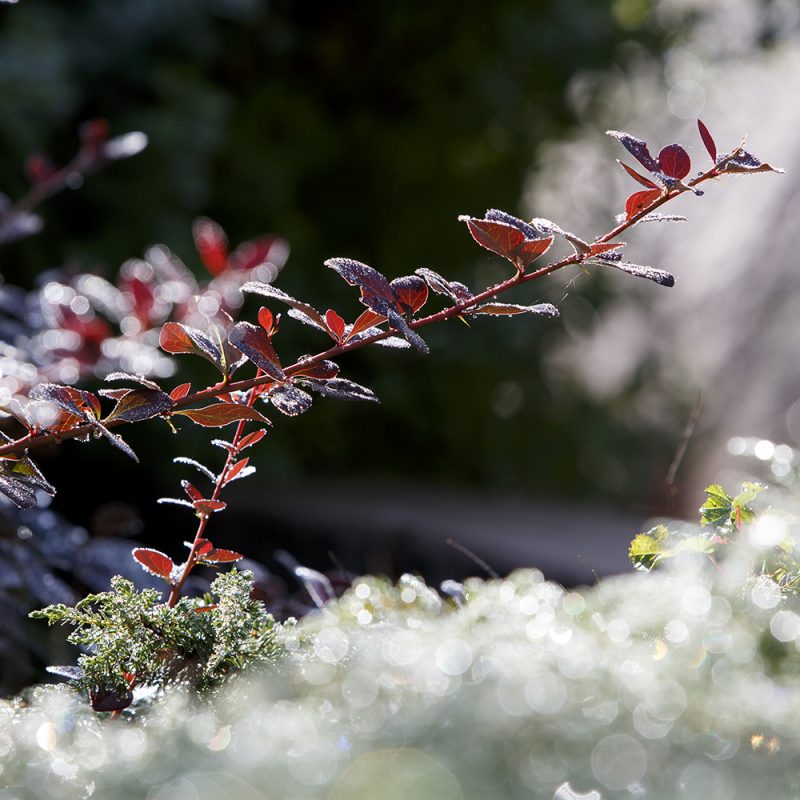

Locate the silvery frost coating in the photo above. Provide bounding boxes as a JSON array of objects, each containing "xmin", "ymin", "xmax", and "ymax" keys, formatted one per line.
[{"xmin": 3, "ymin": 544, "xmax": 800, "ymax": 799}]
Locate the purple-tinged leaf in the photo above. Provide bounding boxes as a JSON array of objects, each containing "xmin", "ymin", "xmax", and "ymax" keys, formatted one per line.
[
  {"xmin": 470, "ymin": 302, "xmax": 559, "ymax": 318},
  {"xmin": 483, "ymin": 209, "xmax": 544, "ymax": 239},
  {"xmin": 268, "ymin": 384, "xmax": 313, "ymax": 416},
  {"xmin": 386, "ymin": 307, "xmax": 429, "ymax": 354},
  {"xmin": 91, "ymin": 421, "xmax": 139, "ymax": 462},
  {"xmin": 90, "ymin": 687, "xmax": 133, "ymax": 713},
  {"xmin": 658, "ymin": 144, "xmax": 691, "ymax": 180},
  {"xmin": 722, "ymin": 150, "xmax": 784, "ymax": 175},
  {"xmin": 228, "ymin": 321, "xmax": 285, "ymax": 381},
  {"xmin": 29, "ymin": 384, "xmax": 90, "ymax": 418},
  {"xmin": 132, "ymin": 547, "xmax": 174, "ymax": 580},
  {"xmin": 415, "ymin": 268, "xmax": 474, "ymax": 304},
  {"xmin": 241, "ymin": 283, "xmax": 327, "ymax": 329},
  {"xmin": 595, "ymin": 259, "xmax": 675, "ymax": 287},
  {"xmin": 104, "ymin": 387, "xmax": 173, "ymax": 424},
  {"xmin": 293, "ymin": 359, "xmax": 340, "ymax": 380},
  {"xmin": 0, "ymin": 473, "xmax": 38, "ymax": 509},
  {"xmin": 697, "ymin": 119, "xmax": 717, "ymax": 162},
  {"xmin": 325, "ymin": 258, "xmax": 396, "ymax": 313},
  {"xmin": 529, "ymin": 217, "xmax": 590, "ymax": 254},
  {"xmin": 606, "ymin": 130, "xmax": 660, "ymax": 173},
  {"xmin": 303, "ymin": 377, "xmax": 379, "ymax": 402}
]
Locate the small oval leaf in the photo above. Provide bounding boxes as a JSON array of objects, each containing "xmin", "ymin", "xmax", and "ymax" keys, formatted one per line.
[
  {"xmin": 175, "ymin": 403, "xmax": 270, "ymax": 428},
  {"xmin": 132, "ymin": 547, "xmax": 175, "ymax": 580}
]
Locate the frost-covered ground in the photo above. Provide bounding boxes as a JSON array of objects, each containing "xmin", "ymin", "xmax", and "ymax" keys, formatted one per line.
[{"xmin": 3, "ymin": 549, "xmax": 800, "ymax": 799}]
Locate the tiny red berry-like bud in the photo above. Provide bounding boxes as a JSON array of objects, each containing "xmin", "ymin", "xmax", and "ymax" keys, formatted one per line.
[
  {"xmin": 79, "ymin": 118, "xmax": 111, "ymax": 146},
  {"xmin": 24, "ymin": 154, "xmax": 55, "ymax": 184}
]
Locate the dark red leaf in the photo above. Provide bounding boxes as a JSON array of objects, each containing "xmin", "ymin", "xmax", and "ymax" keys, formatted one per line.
[
  {"xmin": 697, "ymin": 119, "xmax": 717, "ymax": 162},
  {"xmin": 292, "ymin": 360, "xmax": 340, "ymax": 379},
  {"xmin": 618, "ymin": 160, "xmax": 658, "ymax": 188},
  {"xmin": 202, "ymin": 548, "xmax": 244, "ymax": 564},
  {"xmin": 228, "ymin": 322, "xmax": 284, "ymax": 381},
  {"xmin": 195, "ymin": 539, "xmax": 214, "ymax": 557},
  {"xmin": 193, "ymin": 499, "xmax": 227, "ymax": 515},
  {"xmin": 105, "ymin": 388, "xmax": 173, "ymax": 424},
  {"xmin": 346, "ymin": 309, "xmax": 387, "ymax": 340},
  {"xmin": 462, "ymin": 218, "xmax": 524, "ymax": 260},
  {"xmin": 325, "ymin": 309, "xmax": 346, "ymax": 342},
  {"xmin": 182, "ymin": 480, "xmax": 203, "ymax": 502},
  {"xmin": 159, "ymin": 322, "xmax": 198, "ymax": 355},
  {"xmin": 657, "ymin": 144, "xmax": 691, "ymax": 180},
  {"xmin": 170, "ymin": 383, "xmax": 192, "ymax": 401},
  {"xmin": 625, "ymin": 189, "xmax": 661, "ymax": 220},
  {"xmin": 460, "ymin": 216, "xmax": 552, "ymax": 269},
  {"xmin": 391, "ymin": 276, "xmax": 429, "ymax": 314},
  {"xmin": 415, "ymin": 268, "xmax": 475, "ymax": 304},
  {"xmin": 238, "ymin": 429, "xmax": 267, "ymax": 450},
  {"xmin": 132, "ymin": 547, "xmax": 175, "ymax": 580},
  {"xmin": 90, "ymin": 687, "xmax": 133, "ymax": 713},
  {"xmin": 192, "ymin": 217, "xmax": 229, "ymax": 276},
  {"xmin": 606, "ymin": 130, "xmax": 660, "ymax": 173},
  {"xmin": 386, "ymin": 307, "xmax": 429, "ymax": 354},
  {"xmin": 258, "ymin": 307, "xmax": 274, "ymax": 335},
  {"xmin": 174, "ymin": 403, "xmax": 270, "ymax": 427}
]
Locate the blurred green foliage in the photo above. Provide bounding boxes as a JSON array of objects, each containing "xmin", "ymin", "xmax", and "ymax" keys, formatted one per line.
[{"xmin": 0, "ymin": 0, "xmax": 678, "ymax": 520}]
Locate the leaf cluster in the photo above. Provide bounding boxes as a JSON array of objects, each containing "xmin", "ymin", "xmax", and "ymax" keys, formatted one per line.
[{"xmin": 30, "ymin": 569, "xmax": 282, "ymax": 711}]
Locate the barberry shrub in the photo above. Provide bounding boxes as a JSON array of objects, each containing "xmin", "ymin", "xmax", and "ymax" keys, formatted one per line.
[{"xmin": 0, "ymin": 120, "xmax": 781, "ymax": 711}]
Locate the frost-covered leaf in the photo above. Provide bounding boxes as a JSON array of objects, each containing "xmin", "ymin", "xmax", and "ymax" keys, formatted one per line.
[
  {"xmin": 193, "ymin": 499, "xmax": 227, "ymax": 515},
  {"xmin": 415, "ymin": 268, "xmax": 474, "ymax": 304},
  {"xmin": 386, "ymin": 308, "xmax": 429, "ymax": 354},
  {"xmin": 325, "ymin": 258, "xmax": 396, "ymax": 313},
  {"xmin": 303, "ymin": 377, "xmax": 379, "ymax": 402},
  {"xmin": 594, "ymin": 259, "xmax": 674, "ymax": 287},
  {"xmin": 470, "ymin": 302, "xmax": 559, "ymax": 318},
  {"xmin": 104, "ymin": 387, "xmax": 173, "ymax": 424},
  {"xmin": 228, "ymin": 322, "xmax": 284, "ymax": 381},
  {"xmin": 723, "ymin": 150, "xmax": 784, "ymax": 175},
  {"xmin": 607, "ymin": 130, "xmax": 660, "ymax": 173},
  {"xmin": 268, "ymin": 384, "xmax": 313, "ymax": 416}
]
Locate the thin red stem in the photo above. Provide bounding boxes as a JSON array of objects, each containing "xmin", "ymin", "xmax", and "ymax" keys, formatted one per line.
[{"xmin": 166, "ymin": 372, "xmax": 262, "ymax": 607}]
